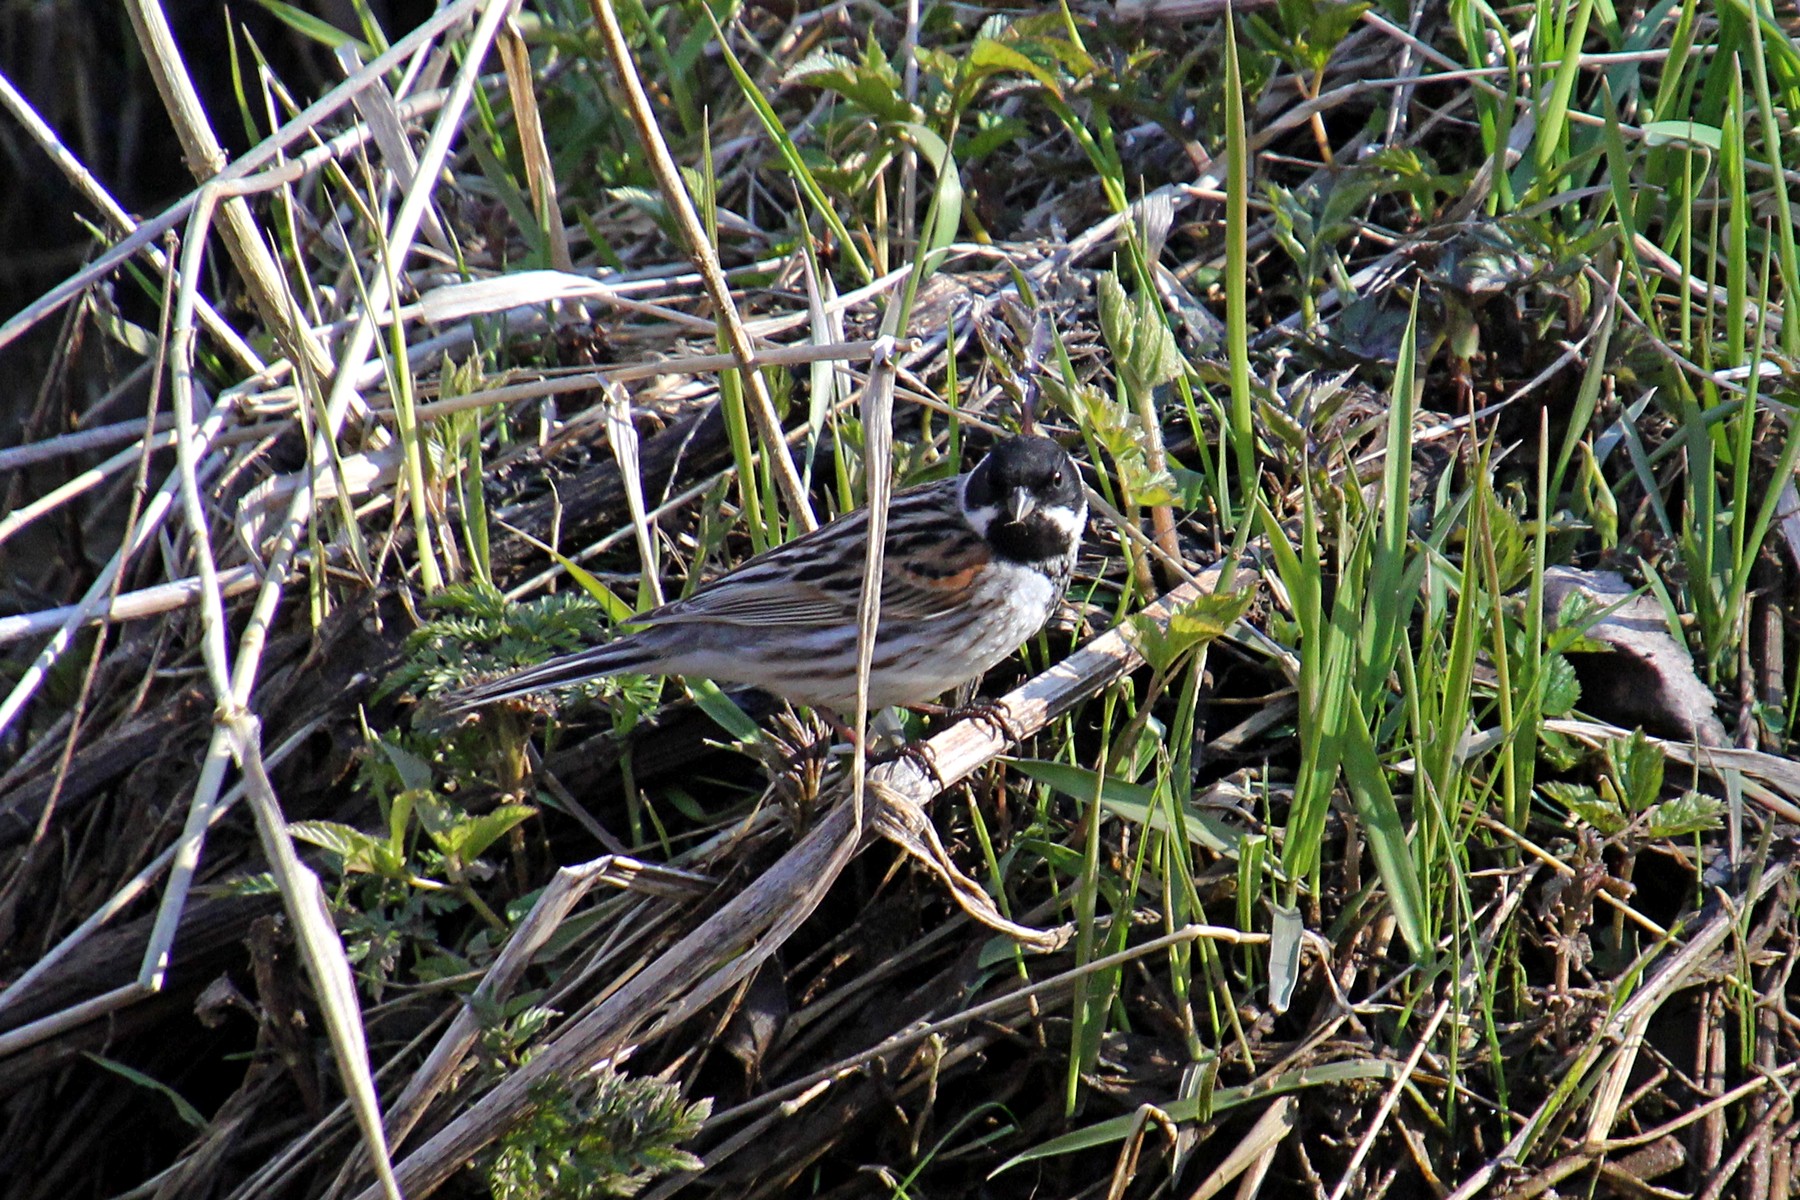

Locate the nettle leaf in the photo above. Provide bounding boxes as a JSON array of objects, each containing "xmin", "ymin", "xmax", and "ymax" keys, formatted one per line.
[
  {"xmin": 1116, "ymin": 455, "xmax": 1179, "ymax": 506},
  {"xmin": 1540, "ymin": 653, "xmax": 1581, "ymax": 718},
  {"xmin": 1097, "ymin": 271, "xmax": 1132, "ymax": 365},
  {"xmin": 1548, "ymin": 589, "xmax": 1612, "ymax": 654},
  {"xmin": 445, "ymin": 804, "xmax": 538, "ymax": 865},
  {"xmin": 413, "ymin": 790, "xmax": 461, "ymax": 851},
  {"xmin": 1127, "ymin": 289, "xmax": 1184, "ymax": 392},
  {"xmin": 1606, "ymin": 730, "xmax": 1664, "ymax": 813},
  {"xmin": 965, "ymin": 36, "xmax": 1058, "ymax": 92},
  {"xmin": 1097, "ymin": 271, "xmax": 1184, "ymax": 397},
  {"xmin": 380, "ymin": 739, "xmax": 435, "ymax": 793},
  {"xmin": 290, "ymin": 820, "xmax": 406, "ymax": 878},
  {"xmin": 289, "ymin": 820, "xmax": 375, "ymax": 860},
  {"xmin": 1644, "ymin": 792, "xmax": 1725, "ymax": 838},
  {"xmin": 1072, "ymin": 384, "xmax": 1134, "ymax": 458},
  {"xmin": 784, "ymin": 46, "xmax": 913, "ymax": 123},
  {"xmin": 1125, "ymin": 589, "xmax": 1255, "ymax": 672},
  {"xmin": 1540, "ymin": 782, "xmax": 1626, "ymax": 836}
]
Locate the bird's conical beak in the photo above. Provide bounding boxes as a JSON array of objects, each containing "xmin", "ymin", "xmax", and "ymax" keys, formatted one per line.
[{"xmin": 1005, "ymin": 487, "xmax": 1037, "ymax": 523}]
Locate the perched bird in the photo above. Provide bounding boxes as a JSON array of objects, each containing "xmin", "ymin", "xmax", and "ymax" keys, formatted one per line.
[{"xmin": 441, "ymin": 434, "xmax": 1087, "ymax": 720}]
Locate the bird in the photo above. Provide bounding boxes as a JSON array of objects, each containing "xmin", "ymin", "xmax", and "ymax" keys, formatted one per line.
[{"xmin": 439, "ymin": 434, "xmax": 1088, "ymax": 722}]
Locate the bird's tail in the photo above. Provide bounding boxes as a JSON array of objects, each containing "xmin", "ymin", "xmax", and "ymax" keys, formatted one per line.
[{"xmin": 437, "ymin": 636, "xmax": 664, "ymax": 715}]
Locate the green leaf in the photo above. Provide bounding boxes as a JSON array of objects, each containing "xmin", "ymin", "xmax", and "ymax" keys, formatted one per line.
[
  {"xmin": 784, "ymin": 47, "xmax": 914, "ymax": 123},
  {"xmin": 83, "ymin": 1054, "xmax": 207, "ymax": 1129},
  {"xmin": 1607, "ymin": 730, "xmax": 1664, "ymax": 813},
  {"xmin": 1541, "ymin": 781, "xmax": 1625, "ymax": 835},
  {"xmin": 965, "ymin": 37, "xmax": 1059, "ymax": 92},
  {"xmin": 1123, "ymin": 588, "xmax": 1255, "ymax": 673},
  {"xmin": 290, "ymin": 819, "xmax": 382, "ymax": 861},
  {"xmin": 444, "ymin": 804, "xmax": 537, "ymax": 865},
  {"xmin": 1096, "ymin": 272, "xmax": 1132, "ymax": 372},
  {"xmin": 1639, "ymin": 119, "xmax": 1725, "ymax": 150},
  {"xmin": 1008, "ymin": 759, "xmax": 1248, "ymax": 858},
  {"xmin": 897, "ymin": 123, "xmax": 963, "ymax": 258},
  {"xmin": 251, "ymin": 0, "xmax": 367, "ymax": 51},
  {"xmin": 686, "ymin": 679, "xmax": 763, "ymax": 742},
  {"xmin": 993, "ymin": 1058, "xmax": 1400, "ymax": 1172},
  {"xmin": 290, "ymin": 819, "xmax": 406, "ymax": 877},
  {"xmin": 1127, "ymin": 287, "xmax": 1184, "ymax": 392},
  {"xmin": 1539, "ymin": 653, "xmax": 1581, "ymax": 718},
  {"xmin": 379, "ymin": 739, "xmax": 435, "ymax": 794},
  {"xmin": 1644, "ymin": 791, "xmax": 1725, "ymax": 838}
]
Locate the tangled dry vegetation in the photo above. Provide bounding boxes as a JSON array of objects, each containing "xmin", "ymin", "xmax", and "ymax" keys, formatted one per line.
[{"xmin": 3, "ymin": 1, "xmax": 1799, "ymax": 1198}]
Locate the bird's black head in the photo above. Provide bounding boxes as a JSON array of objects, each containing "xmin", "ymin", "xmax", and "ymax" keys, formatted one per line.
[{"xmin": 962, "ymin": 435, "xmax": 1087, "ymax": 563}]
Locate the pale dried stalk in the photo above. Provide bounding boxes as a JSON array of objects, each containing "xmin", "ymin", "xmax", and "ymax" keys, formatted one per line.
[
  {"xmin": 0, "ymin": 720, "xmax": 319, "ymax": 1032},
  {"xmin": 497, "ymin": 20, "xmax": 572, "ymax": 271},
  {"xmin": 0, "ymin": 392, "xmax": 232, "ymax": 738},
  {"xmin": 0, "ymin": 73, "xmax": 265, "ymax": 375},
  {"xmin": 0, "ymin": 7, "xmax": 521, "ymax": 1188},
  {"xmin": 377, "ymin": 855, "xmax": 714, "ymax": 1156},
  {"xmin": 149, "ymin": 174, "xmax": 400, "ymax": 1197},
  {"xmin": 674, "ymin": 919, "xmax": 1268, "ymax": 1198},
  {"xmin": 123, "ymin": 0, "xmax": 333, "ymax": 382}
]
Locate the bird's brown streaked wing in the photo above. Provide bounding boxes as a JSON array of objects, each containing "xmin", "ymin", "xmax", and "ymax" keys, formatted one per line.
[
  {"xmin": 633, "ymin": 477, "xmax": 970, "ymax": 630},
  {"xmin": 639, "ymin": 576, "xmax": 852, "ymax": 627},
  {"xmin": 876, "ymin": 525, "xmax": 991, "ymax": 620}
]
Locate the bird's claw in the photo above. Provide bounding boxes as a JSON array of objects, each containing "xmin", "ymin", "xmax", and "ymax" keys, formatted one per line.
[
  {"xmin": 944, "ymin": 699, "xmax": 1022, "ymax": 744},
  {"xmin": 869, "ymin": 739, "xmax": 945, "ymax": 786}
]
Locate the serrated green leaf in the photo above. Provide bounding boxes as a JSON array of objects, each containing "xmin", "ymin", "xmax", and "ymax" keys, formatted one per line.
[
  {"xmin": 1644, "ymin": 791, "xmax": 1724, "ymax": 838},
  {"xmin": 1542, "ymin": 781, "xmax": 1626, "ymax": 835},
  {"xmin": 1123, "ymin": 589, "xmax": 1255, "ymax": 672},
  {"xmin": 1540, "ymin": 653, "xmax": 1581, "ymax": 717},
  {"xmin": 1096, "ymin": 272, "xmax": 1132, "ymax": 368},
  {"xmin": 446, "ymin": 804, "xmax": 537, "ymax": 865},
  {"xmin": 784, "ymin": 48, "xmax": 914, "ymax": 122},
  {"xmin": 379, "ymin": 740, "xmax": 435, "ymax": 794},
  {"xmin": 1607, "ymin": 729, "xmax": 1664, "ymax": 813},
  {"xmin": 965, "ymin": 37, "xmax": 1059, "ymax": 92},
  {"xmin": 1127, "ymin": 289, "xmax": 1184, "ymax": 390},
  {"xmin": 290, "ymin": 820, "xmax": 382, "ymax": 861}
]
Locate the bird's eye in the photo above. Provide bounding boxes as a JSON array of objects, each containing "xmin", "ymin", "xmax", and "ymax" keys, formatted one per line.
[{"xmin": 1050, "ymin": 470, "xmax": 1062, "ymax": 485}]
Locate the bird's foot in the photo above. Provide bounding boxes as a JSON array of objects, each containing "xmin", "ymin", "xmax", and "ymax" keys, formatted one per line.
[{"xmin": 938, "ymin": 698, "xmax": 1023, "ymax": 744}]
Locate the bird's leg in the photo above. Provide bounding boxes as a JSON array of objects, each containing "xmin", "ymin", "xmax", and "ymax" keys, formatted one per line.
[{"xmin": 819, "ymin": 706, "xmax": 945, "ymax": 786}]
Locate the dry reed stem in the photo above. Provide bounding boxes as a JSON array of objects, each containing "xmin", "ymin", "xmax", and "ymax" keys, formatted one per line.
[
  {"xmin": 0, "ymin": 6, "xmax": 520, "ymax": 1191},
  {"xmin": 123, "ymin": 0, "xmax": 334, "ymax": 382},
  {"xmin": 0, "ymin": 72, "xmax": 266, "ymax": 374}
]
